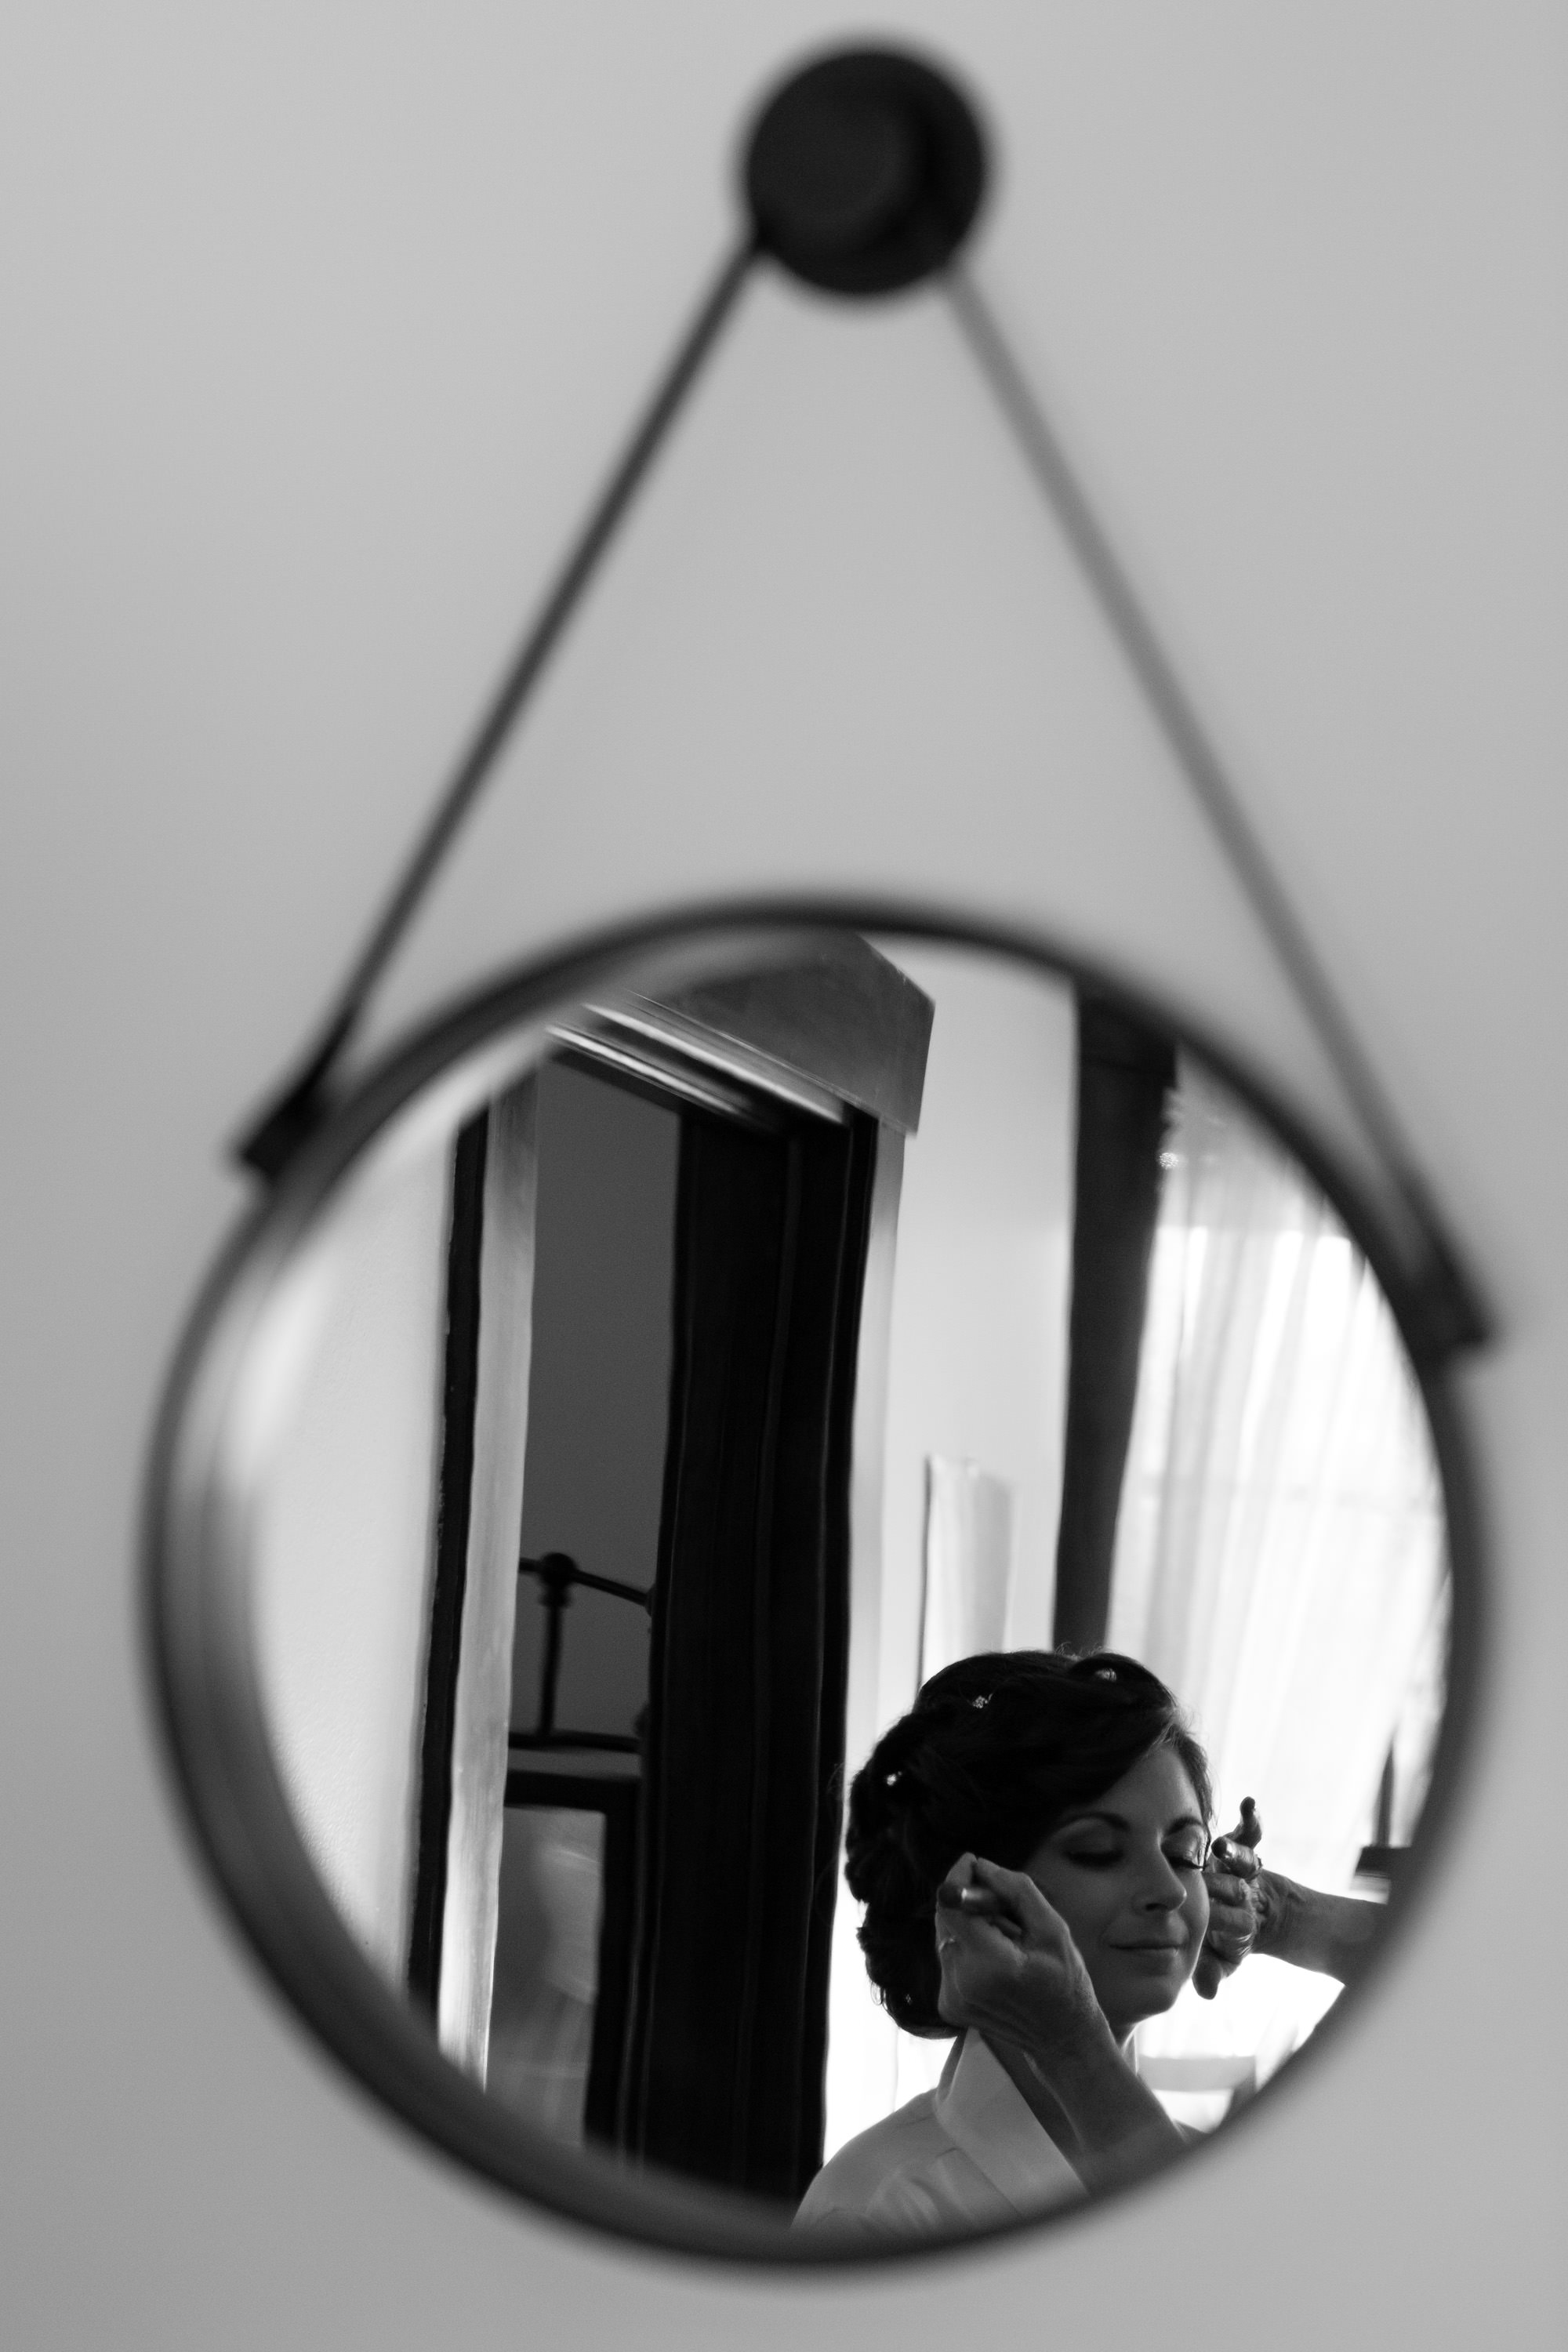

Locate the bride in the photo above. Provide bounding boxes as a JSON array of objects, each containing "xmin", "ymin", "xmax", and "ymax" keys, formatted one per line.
[{"xmin": 795, "ymin": 1649, "xmax": 1373, "ymax": 2243}]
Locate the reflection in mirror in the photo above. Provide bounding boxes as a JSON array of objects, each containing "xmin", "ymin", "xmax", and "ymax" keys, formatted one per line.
[{"xmin": 233, "ymin": 928, "xmax": 1450, "ymax": 2249}]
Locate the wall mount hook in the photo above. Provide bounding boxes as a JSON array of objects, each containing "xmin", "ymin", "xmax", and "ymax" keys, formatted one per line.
[{"xmin": 743, "ymin": 49, "xmax": 986, "ymax": 295}]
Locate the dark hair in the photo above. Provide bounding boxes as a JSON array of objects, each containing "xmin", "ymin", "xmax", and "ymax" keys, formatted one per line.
[{"xmin": 844, "ymin": 1650, "xmax": 1212, "ymax": 2034}]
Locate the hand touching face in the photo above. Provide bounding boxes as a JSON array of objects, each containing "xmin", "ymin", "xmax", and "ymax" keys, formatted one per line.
[
  {"xmin": 1194, "ymin": 1803, "xmax": 1265, "ymax": 1998},
  {"xmin": 934, "ymin": 1854, "xmax": 1109, "ymax": 2064},
  {"xmin": 933, "ymin": 1849, "xmax": 1192, "ymax": 2190}
]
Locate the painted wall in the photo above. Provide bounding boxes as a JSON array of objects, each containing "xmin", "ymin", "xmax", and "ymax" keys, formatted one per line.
[
  {"xmin": 4, "ymin": 5, "xmax": 1564, "ymax": 2347},
  {"xmin": 873, "ymin": 943, "xmax": 1075, "ymax": 1742}
]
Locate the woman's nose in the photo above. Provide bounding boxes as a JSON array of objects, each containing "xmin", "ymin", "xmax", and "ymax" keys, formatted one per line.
[{"xmin": 1134, "ymin": 1854, "xmax": 1187, "ymax": 1910}]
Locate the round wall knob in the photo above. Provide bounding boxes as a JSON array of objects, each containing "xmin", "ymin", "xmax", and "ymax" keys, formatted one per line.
[{"xmin": 743, "ymin": 49, "xmax": 987, "ymax": 296}]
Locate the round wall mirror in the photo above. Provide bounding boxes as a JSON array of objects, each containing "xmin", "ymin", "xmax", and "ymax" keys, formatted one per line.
[{"xmin": 147, "ymin": 909, "xmax": 1472, "ymax": 2261}]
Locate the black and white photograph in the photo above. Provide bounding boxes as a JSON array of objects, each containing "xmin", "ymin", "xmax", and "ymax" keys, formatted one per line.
[{"xmin": 2, "ymin": 9, "xmax": 1560, "ymax": 2348}]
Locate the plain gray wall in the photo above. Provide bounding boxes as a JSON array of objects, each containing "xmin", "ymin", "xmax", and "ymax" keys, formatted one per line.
[{"xmin": 3, "ymin": 4, "xmax": 1564, "ymax": 2345}]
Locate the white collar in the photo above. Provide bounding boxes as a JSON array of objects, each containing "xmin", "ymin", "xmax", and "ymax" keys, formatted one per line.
[{"xmin": 933, "ymin": 2032, "xmax": 1086, "ymax": 2216}]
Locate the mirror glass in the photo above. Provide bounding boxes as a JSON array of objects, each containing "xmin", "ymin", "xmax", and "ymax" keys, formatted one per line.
[{"xmin": 167, "ymin": 923, "xmax": 1457, "ymax": 2255}]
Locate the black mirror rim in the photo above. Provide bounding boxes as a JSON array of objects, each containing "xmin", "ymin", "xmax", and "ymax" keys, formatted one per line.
[{"xmin": 142, "ymin": 894, "xmax": 1487, "ymax": 2270}]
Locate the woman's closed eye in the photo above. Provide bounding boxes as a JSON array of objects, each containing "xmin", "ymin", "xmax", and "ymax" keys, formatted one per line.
[
  {"xmin": 1059, "ymin": 1841, "xmax": 1206, "ymax": 1872},
  {"xmin": 1060, "ymin": 1846, "xmax": 1122, "ymax": 1870}
]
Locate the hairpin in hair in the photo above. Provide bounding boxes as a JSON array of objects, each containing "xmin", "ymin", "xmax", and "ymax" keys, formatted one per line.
[
  {"xmin": 1093, "ymin": 1667, "xmax": 1118, "ymax": 1682},
  {"xmin": 971, "ymin": 1694, "xmax": 991, "ymax": 1709}
]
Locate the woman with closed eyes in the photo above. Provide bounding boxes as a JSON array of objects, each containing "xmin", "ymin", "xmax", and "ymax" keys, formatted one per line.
[{"xmin": 793, "ymin": 1650, "xmax": 1219, "ymax": 2242}]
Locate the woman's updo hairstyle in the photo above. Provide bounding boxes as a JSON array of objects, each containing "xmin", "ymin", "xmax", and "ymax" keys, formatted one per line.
[{"xmin": 844, "ymin": 1650, "xmax": 1211, "ymax": 2034}]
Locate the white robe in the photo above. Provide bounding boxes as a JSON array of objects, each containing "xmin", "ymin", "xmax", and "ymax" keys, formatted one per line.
[{"xmin": 793, "ymin": 2031, "xmax": 1087, "ymax": 2243}]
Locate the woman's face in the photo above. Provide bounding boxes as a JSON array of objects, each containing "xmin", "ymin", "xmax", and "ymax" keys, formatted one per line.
[{"xmin": 1023, "ymin": 1743, "xmax": 1210, "ymax": 2043}]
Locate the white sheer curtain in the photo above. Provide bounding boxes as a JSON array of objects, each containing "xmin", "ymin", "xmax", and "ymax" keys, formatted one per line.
[{"xmin": 1109, "ymin": 1058, "xmax": 1446, "ymax": 2086}]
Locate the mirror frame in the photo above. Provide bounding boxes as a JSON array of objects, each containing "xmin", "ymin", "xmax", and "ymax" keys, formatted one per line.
[{"xmin": 143, "ymin": 895, "xmax": 1486, "ymax": 2266}]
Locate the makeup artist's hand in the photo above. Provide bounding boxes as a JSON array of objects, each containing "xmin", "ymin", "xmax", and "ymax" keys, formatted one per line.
[
  {"xmin": 1195, "ymin": 1799, "xmax": 1272, "ymax": 1998},
  {"xmin": 934, "ymin": 1853, "xmax": 1185, "ymax": 2192},
  {"xmin": 1194, "ymin": 1799, "xmax": 1385, "ymax": 1992},
  {"xmin": 934, "ymin": 1853, "xmax": 1107, "ymax": 2064}
]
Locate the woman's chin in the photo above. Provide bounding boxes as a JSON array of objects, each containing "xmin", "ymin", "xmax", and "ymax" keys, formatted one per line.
[{"xmin": 1100, "ymin": 1963, "xmax": 1193, "ymax": 2037}]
